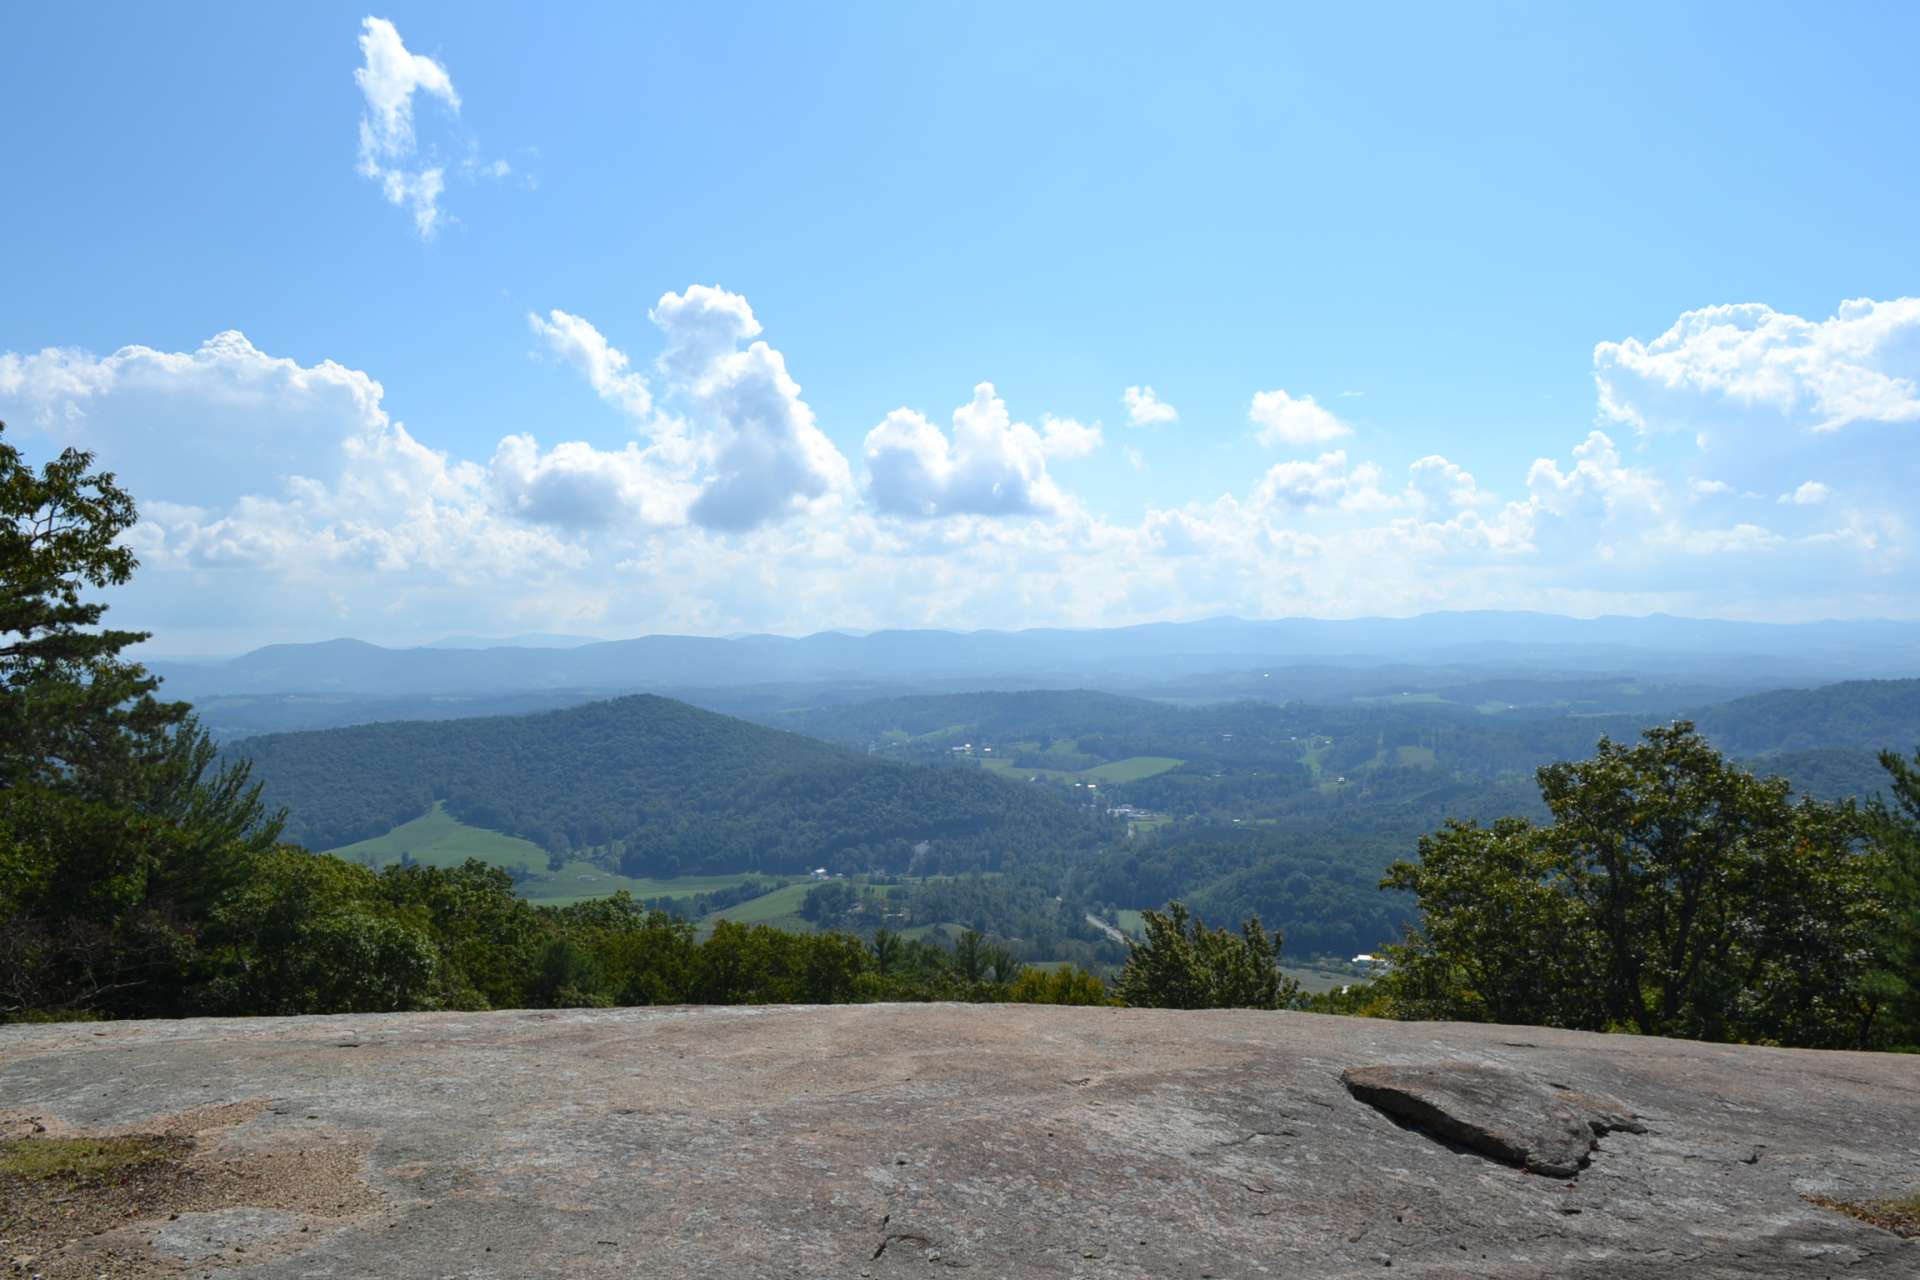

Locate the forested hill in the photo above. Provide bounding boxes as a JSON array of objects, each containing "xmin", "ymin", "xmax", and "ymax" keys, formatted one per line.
[
  {"xmin": 235, "ymin": 695, "xmax": 1106, "ymax": 876},
  {"xmin": 1688, "ymin": 678, "xmax": 1920, "ymax": 756},
  {"xmin": 765, "ymin": 689, "xmax": 1181, "ymax": 745}
]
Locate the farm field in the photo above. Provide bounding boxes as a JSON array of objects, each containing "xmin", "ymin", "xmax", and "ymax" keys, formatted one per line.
[
  {"xmin": 327, "ymin": 803, "xmax": 768, "ymax": 906},
  {"xmin": 981, "ymin": 755, "xmax": 1183, "ymax": 784},
  {"xmin": 328, "ymin": 803, "xmax": 545, "ymax": 872},
  {"xmin": 1084, "ymin": 756, "xmax": 1185, "ymax": 782},
  {"xmin": 700, "ymin": 880, "xmax": 819, "ymax": 929},
  {"xmin": 899, "ymin": 920, "xmax": 971, "ymax": 942},
  {"xmin": 1282, "ymin": 965, "xmax": 1354, "ymax": 995},
  {"xmin": 699, "ymin": 878, "xmax": 918, "ymax": 933}
]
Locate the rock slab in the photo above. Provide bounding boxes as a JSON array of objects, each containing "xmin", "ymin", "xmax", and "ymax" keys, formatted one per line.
[
  {"xmin": 3, "ymin": 1004, "xmax": 1917, "ymax": 1278},
  {"xmin": 1341, "ymin": 1062, "xmax": 1641, "ymax": 1177}
]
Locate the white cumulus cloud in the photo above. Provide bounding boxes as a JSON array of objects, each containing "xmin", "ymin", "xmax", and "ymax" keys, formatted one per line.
[
  {"xmin": 1122, "ymin": 385, "xmax": 1178, "ymax": 426},
  {"xmin": 1249, "ymin": 389, "xmax": 1352, "ymax": 447},
  {"xmin": 1253, "ymin": 450, "xmax": 1392, "ymax": 512},
  {"xmin": 1406, "ymin": 456, "xmax": 1490, "ymax": 511},
  {"xmin": 1780, "ymin": 480, "xmax": 1831, "ymax": 506},
  {"xmin": 1595, "ymin": 297, "xmax": 1920, "ymax": 435},
  {"xmin": 5, "ymin": 291, "xmax": 1917, "ymax": 650},
  {"xmin": 489, "ymin": 435, "xmax": 691, "ymax": 531},
  {"xmin": 865, "ymin": 383, "xmax": 1084, "ymax": 520},
  {"xmin": 528, "ymin": 309, "xmax": 653, "ymax": 419},
  {"xmin": 649, "ymin": 286, "xmax": 852, "ymax": 530}
]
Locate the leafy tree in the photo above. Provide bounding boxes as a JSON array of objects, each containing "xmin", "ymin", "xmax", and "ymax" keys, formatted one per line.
[
  {"xmin": 1006, "ymin": 964, "xmax": 1113, "ymax": 1006},
  {"xmin": 952, "ymin": 929, "xmax": 1018, "ymax": 985},
  {"xmin": 378, "ymin": 859, "xmax": 545, "ymax": 1010},
  {"xmin": 196, "ymin": 849, "xmax": 439, "ymax": 1015},
  {"xmin": 529, "ymin": 937, "xmax": 613, "ymax": 1008},
  {"xmin": 0, "ymin": 428, "xmax": 175, "ymax": 784},
  {"xmin": 1378, "ymin": 817, "xmax": 1599, "ymax": 1027},
  {"xmin": 1381, "ymin": 723, "xmax": 1887, "ymax": 1048},
  {"xmin": 1865, "ymin": 747, "xmax": 1920, "ymax": 1048},
  {"xmin": 1115, "ymin": 902, "xmax": 1301, "ymax": 1010},
  {"xmin": 870, "ymin": 927, "xmax": 902, "ymax": 975},
  {"xmin": 800, "ymin": 879, "xmax": 857, "ymax": 924},
  {"xmin": 0, "ymin": 424, "xmax": 282, "ymax": 1019}
]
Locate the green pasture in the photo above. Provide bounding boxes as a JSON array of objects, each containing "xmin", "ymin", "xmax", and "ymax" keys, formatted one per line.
[
  {"xmin": 899, "ymin": 920, "xmax": 970, "ymax": 942},
  {"xmin": 1083, "ymin": 756, "xmax": 1184, "ymax": 782},
  {"xmin": 981, "ymin": 755, "xmax": 1183, "ymax": 785},
  {"xmin": 701, "ymin": 880, "xmax": 818, "ymax": 929},
  {"xmin": 327, "ymin": 803, "xmax": 770, "ymax": 906},
  {"xmin": 329, "ymin": 803, "xmax": 545, "ymax": 872}
]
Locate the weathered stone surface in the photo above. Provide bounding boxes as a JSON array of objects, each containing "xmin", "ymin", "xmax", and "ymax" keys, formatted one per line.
[
  {"xmin": 3, "ymin": 1004, "xmax": 1917, "ymax": 1277},
  {"xmin": 1340, "ymin": 1063, "xmax": 1639, "ymax": 1177},
  {"xmin": 150, "ymin": 1207, "xmax": 304, "ymax": 1262}
]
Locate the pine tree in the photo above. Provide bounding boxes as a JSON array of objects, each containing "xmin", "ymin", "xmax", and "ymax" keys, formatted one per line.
[{"xmin": 0, "ymin": 422, "xmax": 281, "ymax": 1019}]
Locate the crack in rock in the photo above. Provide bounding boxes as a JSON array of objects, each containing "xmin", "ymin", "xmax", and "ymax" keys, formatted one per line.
[{"xmin": 872, "ymin": 1231, "xmax": 933, "ymax": 1260}]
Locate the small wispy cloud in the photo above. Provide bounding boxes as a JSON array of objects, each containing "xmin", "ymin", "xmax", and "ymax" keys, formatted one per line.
[
  {"xmin": 1122, "ymin": 385, "xmax": 1178, "ymax": 426},
  {"xmin": 355, "ymin": 17, "xmax": 517, "ymax": 239},
  {"xmin": 1779, "ymin": 480, "xmax": 1831, "ymax": 506}
]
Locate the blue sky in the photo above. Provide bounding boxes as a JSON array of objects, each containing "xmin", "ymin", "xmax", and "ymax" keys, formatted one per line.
[{"xmin": 4, "ymin": 2, "xmax": 1918, "ymax": 651}]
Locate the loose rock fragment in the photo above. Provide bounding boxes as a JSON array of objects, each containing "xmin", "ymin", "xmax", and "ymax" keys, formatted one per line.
[{"xmin": 1341, "ymin": 1062, "xmax": 1642, "ymax": 1178}]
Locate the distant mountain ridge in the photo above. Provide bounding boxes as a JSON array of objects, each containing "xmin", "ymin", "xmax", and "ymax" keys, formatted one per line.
[
  {"xmin": 420, "ymin": 633, "xmax": 604, "ymax": 650},
  {"xmin": 155, "ymin": 612, "xmax": 1920, "ymax": 701}
]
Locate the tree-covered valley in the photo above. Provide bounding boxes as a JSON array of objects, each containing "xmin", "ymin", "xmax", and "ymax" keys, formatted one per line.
[
  {"xmin": 226, "ymin": 673, "xmax": 1920, "ymax": 965},
  {"xmin": 5, "ymin": 422, "xmax": 1918, "ymax": 1056}
]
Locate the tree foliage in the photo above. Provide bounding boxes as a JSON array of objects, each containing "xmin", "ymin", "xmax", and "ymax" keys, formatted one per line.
[
  {"xmin": 1380, "ymin": 723, "xmax": 1892, "ymax": 1049},
  {"xmin": 0, "ymin": 424, "xmax": 282, "ymax": 1018},
  {"xmin": 1865, "ymin": 746, "xmax": 1920, "ymax": 1048},
  {"xmin": 1116, "ymin": 902, "xmax": 1301, "ymax": 1010},
  {"xmin": 236, "ymin": 696, "xmax": 1109, "ymax": 877}
]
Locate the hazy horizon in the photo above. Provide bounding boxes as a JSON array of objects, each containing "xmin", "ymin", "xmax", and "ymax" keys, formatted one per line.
[{"xmin": 128, "ymin": 606, "xmax": 1920, "ymax": 664}]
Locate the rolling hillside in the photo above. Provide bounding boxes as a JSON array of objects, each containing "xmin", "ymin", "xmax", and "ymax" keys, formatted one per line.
[
  {"xmin": 235, "ymin": 694, "xmax": 1106, "ymax": 877},
  {"xmin": 1688, "ymin": 678, "xmax": 1920, "ymax": 755}
]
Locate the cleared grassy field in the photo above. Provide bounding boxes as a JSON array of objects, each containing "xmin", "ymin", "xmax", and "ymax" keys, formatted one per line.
[
  {"xmin": 981, "ymin": 759, "xmax": 1080, "ymax": 783},
  {"xmin": 899, "ymin": 920, "xmax": 970, "ymax": 942},
  {"xmin": 1083, "ymin": 756, "xmax": 1183, "ymax": 782},
  {"xmin": 327, "ymin": 804, "xmax": 769, "ymax": 906},
  {"xmin": 1299, "ymin": 741, "xmax": 1330, "ymax": 780},
  {"xmin": 981, "ymin": 755, "xmax": 1183, "ymax": 785},
  {"xmin": 529, "ymin": 867, "xmax": 772, "ymax": 908},
  {"xmin": 701, "ymin": 880, "xmax": 819, "ymax": 929},
  {"xmin": 329, "ymin": 803, "xmax": 545, "ymax": 872},
  {"xmin": 1283, "ymin": 965, "xmax": 1353, "ymax": 995}
]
